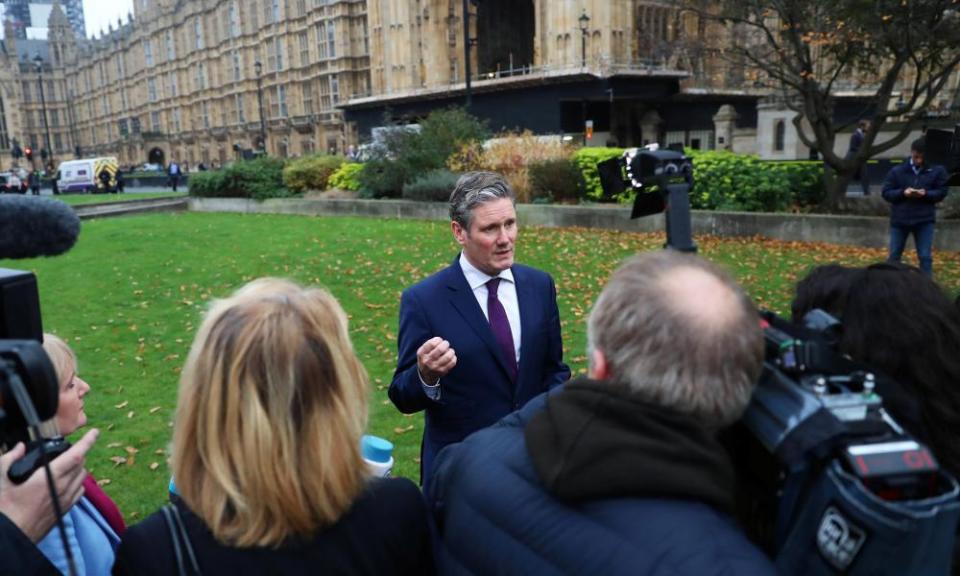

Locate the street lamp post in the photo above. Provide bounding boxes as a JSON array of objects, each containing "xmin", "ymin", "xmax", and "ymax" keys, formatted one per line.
[
  {"xmin": 33, "ymin": 54, "xmax": 54, "ymax": 169},
  {"xmin": 66, "ymin": 89, "xmax": 80, "ymax": 158},
  {"xmin": 254, "ymin": 60, "xmax": 267, "ymax": 154},
  {"xmin": 463, "ymin": 0, "xmax": 473, "ymax": 109},
  {"xmin": 579, "ymin": 11, "xmax": 591, "ymax": 69}
]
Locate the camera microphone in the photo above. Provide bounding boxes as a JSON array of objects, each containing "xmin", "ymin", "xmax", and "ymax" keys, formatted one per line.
[{"xmin": 0, "ymin": 196, "xmax": 81, "ymax": 260}]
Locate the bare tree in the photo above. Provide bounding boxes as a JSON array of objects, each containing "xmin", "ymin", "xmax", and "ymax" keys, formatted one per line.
[{"xmin": 690, "ymin": 0, "xmax": 960, "ymax": 207}]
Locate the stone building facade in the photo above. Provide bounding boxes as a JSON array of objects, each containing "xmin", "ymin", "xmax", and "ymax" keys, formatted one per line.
[
  {"xmin": 0, "ymin": 0, "xmax": 956, "ymax": 173},
  {"xmin": 63, "ymin": 0, "xmax": 370, "ymax": 168}
]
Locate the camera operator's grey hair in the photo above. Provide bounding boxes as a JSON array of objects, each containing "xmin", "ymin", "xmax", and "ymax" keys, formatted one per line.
[
  {"xmin": 449, "ymin": 171, "xmax": 515, "ymax": 229},
  {"xmin": 587, "ymin": 251, "xmax": 763, "ymax": 427}
]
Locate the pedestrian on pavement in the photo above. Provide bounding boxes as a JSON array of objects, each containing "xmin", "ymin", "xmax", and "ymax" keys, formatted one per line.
[
  {"xmin": 847, "ymin": 120, "xmax": 871, "ymax": 196},
  {"xmin": 168, "ymin": 160, "xmax": 182, "ymax": 192},
  {"xmin": 28, "ymin": 169, "xmax": 40, "ymax": 195},
  {"xmin": 52, "ymin": 168, "xmax": 60, "ymax": 195},
  {"xmin": 115, "ymin": 170, "xmax": 125, "ymax": 194},
  {"xmin": 881, "ymin": 137, "xmax": 950, "ymax": 276}
]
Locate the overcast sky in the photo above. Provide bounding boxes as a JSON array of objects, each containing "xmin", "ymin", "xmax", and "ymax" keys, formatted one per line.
[{"xmin": 83, "ymin": 0, "xmax": 134, "ymax": 38}]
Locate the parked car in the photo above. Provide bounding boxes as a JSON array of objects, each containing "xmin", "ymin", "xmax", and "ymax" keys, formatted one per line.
[{"xmin": 0, "ymin": 171, "xmax": 25, "ymax": 193}]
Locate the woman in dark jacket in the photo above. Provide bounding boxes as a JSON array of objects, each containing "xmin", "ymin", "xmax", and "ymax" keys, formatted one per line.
[{"xmin": 113, "ymin": 279, "xmax": 433, "ymax": 575}]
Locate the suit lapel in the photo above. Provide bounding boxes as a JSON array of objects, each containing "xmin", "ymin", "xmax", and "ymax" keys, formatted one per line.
[
  {"xmin": 445, "ymin": 260, "xmax": 513, "ymax": 381},
  {"xmin": 515, "ymin": 267, "xmax": 535, "ymax": 392}
]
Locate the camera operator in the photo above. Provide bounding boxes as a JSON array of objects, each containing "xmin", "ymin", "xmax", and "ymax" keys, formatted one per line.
[
  {"xmin": 0, "ymin": 428, "xmax": 99, "ymax": 575},
  {"xmin": 792, "ymin": 262, "xmax": 960, "ymax": 569}
]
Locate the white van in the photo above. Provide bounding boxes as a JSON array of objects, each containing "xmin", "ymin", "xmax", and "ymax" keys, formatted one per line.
[{"xmin": 57, "ymin": 157, "xmax": 120, "ymax": 193}]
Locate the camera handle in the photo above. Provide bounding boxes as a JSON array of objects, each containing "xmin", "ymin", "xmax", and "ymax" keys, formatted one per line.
[
  {"xmin": 1, "ymin": 366, "xmax": 78, "ymax": 576},
  {"xmin": 662, "ymin": 181, "xmax": 697, "ymax": 253}
]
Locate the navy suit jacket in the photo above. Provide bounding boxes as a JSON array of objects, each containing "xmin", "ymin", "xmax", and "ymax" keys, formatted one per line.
[{"xmin": 389, "ymin": 257, "xmax": 570, "ymax": 492}]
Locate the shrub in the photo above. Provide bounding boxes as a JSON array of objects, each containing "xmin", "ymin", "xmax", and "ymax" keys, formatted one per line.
[
  {"xmin": 358, "ymin": 157, "xmax": 409, "ymax": 198},
  {"xmin": 479, "ymin": 131, "xmax": 574, "ymax": 202},
  {"xmin": 685, "ymin": 150, "xmax": 792, "ymax": 212},
  {"xmin": 358, "ymin": 107, "xmax": 488, "ymax": 197},
  {"xmin": 572, "ymin": 148, "xmax": 625, "ymax": 202},
  {"xmin": 187, "ymin": 171, "xmax": 229, "ymax": 198},
  {"xmin": 282, "ymin": 154, "xmax": 345, "ymax": 193},
  {"xmin": 528, "ymin": 158, "xmax": 583, "ymax": 203},
  {"xmin": 188, "ymin": 157, "xmax": 289, "ymax": 200},
  {"xmin": 773, "ymin": 161, "xmax": 825, "ymax": 208},
  {"xmin": 329, "ymin": 162, "xmax": 364, "ymax": 191},
  {"xmin": 402, "ymin": 170, "xmax": 460, "ymax": 202}
]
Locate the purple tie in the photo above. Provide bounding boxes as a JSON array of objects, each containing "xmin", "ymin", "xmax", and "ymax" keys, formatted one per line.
[{"xmin": 486, "ymin": 278, "xmax": 518, "ymax": 382}]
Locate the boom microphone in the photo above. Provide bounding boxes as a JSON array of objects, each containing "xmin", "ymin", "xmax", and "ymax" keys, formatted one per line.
[{"xmin": 0, "ymin": 196, "xmax": 80, "ymax": 259}]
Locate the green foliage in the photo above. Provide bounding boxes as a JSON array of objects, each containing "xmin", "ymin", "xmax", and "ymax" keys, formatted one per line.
[
  {"xmin": 358, "ymin": 156, "xmax": 409, "ymax": 198},
  {"xmin": 402, "ymin": 169, "xmax": 460, "ymax": 202},
  {"xmin": 572, "ymin": 147, "xmax": 625, "ymax": 202},
  {"xmin": 186, "ymin": 170, "xmax": 229, "ymax": 198},
  {"xmin": 189, "ymin": 157, "xmax": 290, "ymax": 200},
  {"xmin": 772, "ymin": 161, "xmax": 826, "ymax": 208},
  {"xmin": 359, "ymin": 107, "xmax": 488, "ymax": 197},
  {"xmin": 329, "ymin": 162, "xmax": 364, "ymax": 191},
  {"xmin": 685, "ymin": 150, "xmax": 792, "ymax": 212},
  {"xmin": 528, "ymin": 158, "xmax": 584, "ymax": 203},
  {"xmin": 282, "ymin": 154, "xmax": 345, "ymax": 193}
]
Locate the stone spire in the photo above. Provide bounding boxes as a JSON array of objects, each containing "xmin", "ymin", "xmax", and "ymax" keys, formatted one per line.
[{"xmin": 48, "ymin": 1, "xmax": 71, "ymax": 30}]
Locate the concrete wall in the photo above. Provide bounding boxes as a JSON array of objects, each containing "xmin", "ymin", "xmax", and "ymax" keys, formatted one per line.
[{"xmin": 189, "ymin": 197, "xmax": 960, "ymax": 251}]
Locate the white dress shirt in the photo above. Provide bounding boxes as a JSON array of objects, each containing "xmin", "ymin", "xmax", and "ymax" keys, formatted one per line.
[{"xmin": 421, "ymin": 254, "xmax": 523, "ymax": 399}]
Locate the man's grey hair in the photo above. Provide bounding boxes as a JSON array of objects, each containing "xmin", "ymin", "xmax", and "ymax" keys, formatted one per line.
[
  {"xmin": 587, "ymin": 251, "xmax": 764, "ymax": 427},
  {"xmin": 449, "ymin": 171, "xmax": 515, "ymax": 229}
]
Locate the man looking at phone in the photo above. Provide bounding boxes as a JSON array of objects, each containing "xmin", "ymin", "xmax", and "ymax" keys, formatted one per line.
[{"xmin": 881, "ymin": 137, "xmax": 950, "ymax": 276}]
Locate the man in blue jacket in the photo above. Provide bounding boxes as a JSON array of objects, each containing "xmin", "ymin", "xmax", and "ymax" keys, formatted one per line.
[
  {"xmin": 428, "ymin": 251, "xmax": 775, "ymax": 576},
  {"xmin": 881, "ymin": 137, "xmax": 950, "ymax": 275},
  {"xmin": 389, "ymin": 171, "xmax": 569, "ymax": 493}
]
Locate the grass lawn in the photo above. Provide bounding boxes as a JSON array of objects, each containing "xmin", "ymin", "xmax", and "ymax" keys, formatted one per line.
[
  {"xmin": 3, "ymin": 211, "xmax": 959, "ymax": 523},
  {"xmin": 52, "ymin": 192, "xmax": 187, "ymax": 206}
]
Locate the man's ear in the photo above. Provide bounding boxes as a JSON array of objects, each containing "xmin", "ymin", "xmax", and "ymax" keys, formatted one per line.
[
  {"xmin": 588, "ymin": 348, "xmax": 610, "ymax": 381},
  {"xmin": 451, "ymin": 220, "xmax": 467, "ymax": 247}
]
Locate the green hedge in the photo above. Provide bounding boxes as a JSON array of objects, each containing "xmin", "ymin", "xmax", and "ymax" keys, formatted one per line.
[
  {"xmin": 569, "ymin": 148, "xmax": 824, "ymax": 211},
  {"xmin": 282, "ymin": 154, "xmax": 345, "ymax": 193},
  {"xmin": 329, "ymin": 162, "xmax": 364, "ymax": 191},
  {"xmin": 189, "ymin": 157, "xmax": 290, "ymax": 200},
  {"xmin": 529, "ymin": 158, "xmax": 583, "ymax": 203}
]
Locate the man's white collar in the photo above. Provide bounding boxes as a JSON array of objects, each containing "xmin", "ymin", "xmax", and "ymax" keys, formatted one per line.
[{"xmin": 459, "ymin": 253, "xmax": 514, "ymax": 291}]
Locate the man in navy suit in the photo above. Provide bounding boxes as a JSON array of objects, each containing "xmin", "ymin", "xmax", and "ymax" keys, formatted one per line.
[{"xmin": 389, "ymin": 171, "xmax": 570, "ymax": 491}]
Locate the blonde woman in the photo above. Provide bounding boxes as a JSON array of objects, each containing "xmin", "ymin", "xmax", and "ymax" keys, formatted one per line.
[
  {"xmin": 36, "ymin": 334, "xmax": 125, "ymax": 576},
  {"xmin": 114, "ymin": 279, "xmax": 433, "ymax": 575}
]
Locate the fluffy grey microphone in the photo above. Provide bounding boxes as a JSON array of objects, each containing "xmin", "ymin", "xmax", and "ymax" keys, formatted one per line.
[{"xmin": 0, "ymin": 196, "xmax": 81, "ymax": 259}]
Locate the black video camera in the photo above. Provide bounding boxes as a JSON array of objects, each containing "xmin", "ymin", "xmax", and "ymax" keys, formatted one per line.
[
  {"xmin": 0, "ymin": 269, "xmax": 70, "ymax": 483},
  {"xmin": 924, "ymin": 124, "xmax": 960, "ymax": 186},
  {"xmin": 596, "ymin": 144, "xmax": 697, "ymax": 252},
  {"xmin": 728, "ymin": 309, "xmax": 959, "ymax": 574}
]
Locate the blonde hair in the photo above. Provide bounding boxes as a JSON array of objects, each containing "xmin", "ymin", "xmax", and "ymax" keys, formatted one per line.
[
  {"xmin": 42, "ymin": 333, "xmax": 75, "ymax": 388},
  {"xmin": 172, "ymin": 278, "xmax": 369, "ymax": 548}
]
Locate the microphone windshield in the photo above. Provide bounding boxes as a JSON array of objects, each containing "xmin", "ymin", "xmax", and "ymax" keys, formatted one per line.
[{"xmin": 0, "ymin": 196, "xmax": 81, "ymax": 259}]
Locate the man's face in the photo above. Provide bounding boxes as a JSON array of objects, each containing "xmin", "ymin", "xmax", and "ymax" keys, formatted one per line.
[
  {"xmin": 912, "ymin": 150, "xmax": 924, "ymax": 167},
  {"xmin": 452, "ymin": 198, "xmax": 517, "ymax": 276}
]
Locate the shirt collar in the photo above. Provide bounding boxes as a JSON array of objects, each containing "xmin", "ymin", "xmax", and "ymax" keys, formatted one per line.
[{"xmin": 459, "ymin": 252, "xmax": 514, "ymax": 291}]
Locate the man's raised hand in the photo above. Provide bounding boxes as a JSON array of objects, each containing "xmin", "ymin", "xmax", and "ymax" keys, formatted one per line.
[{"xmin": 417, "ymin": 337, "xmax": 457, "ymax": 385}]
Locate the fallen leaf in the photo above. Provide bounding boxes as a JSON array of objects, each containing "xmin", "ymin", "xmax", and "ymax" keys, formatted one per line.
[
  {"xmin": 149, "ymin": 462, "xmax": 160, "ymax": 471},
  {"xmin": 149, "ymin": 406, "xmax": 162, "ymax": 414},
  {"xmin": 114, "ymin": 401, "xmax": 129, "ymax": 409}
]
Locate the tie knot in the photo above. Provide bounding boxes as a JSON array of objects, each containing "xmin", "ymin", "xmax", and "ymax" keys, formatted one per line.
[{"xmin": 486, "ymin": 277, "xmax": 501, "ymax": 297}]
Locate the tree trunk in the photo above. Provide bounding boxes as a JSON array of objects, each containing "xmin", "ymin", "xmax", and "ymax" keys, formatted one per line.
[{"xmin": 821, "ymin": 164, "xmax": 855, "ymax": 211}]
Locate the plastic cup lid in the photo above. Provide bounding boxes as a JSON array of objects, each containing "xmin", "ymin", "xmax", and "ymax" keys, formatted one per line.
[{"xmin": 361, "ymin": 435, "xmax": 394, "ymax": 463}]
